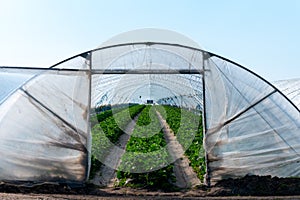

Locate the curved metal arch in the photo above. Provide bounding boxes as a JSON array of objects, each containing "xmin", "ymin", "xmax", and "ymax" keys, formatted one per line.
[
  {"xmin": 0, "ymin": 53, "xmax": 90, "ymax": 107},
  {"xmin": 3, "ymin": 42, "xmax": 299, "ymax": 154},
  {"xmin": 0, "ymin": 40, "xmax": 299, "ymax": 185},
  {"xmin": 206, "ymin": 53, "xmax": 300, "ymax": 113},
  {"xmin": 6, "ymin": 41, "xmax": 299, "ymax": 158},
  {"xmin": 91, "ymin": 71, "xmax": 203, "ymax": 106},
  {"xmin": 99, "ymin": 73, "xmax": 202, "ymax": 91},
  {"xmin": 110, "ymin": 44, "xmax": 298, "ymax": 112},
  {"xmin": 111, "ymin": 82, "xmax": 179, "ymax": 103},
  {"xmin": 46, "ymin": 41, "xmax": 298, "ymax": 113},
  {"xmin": 98, "ymin": 75, "xmax": 201, "ymax": 103},
  {"xmin": 92, "ymin": 71, "xmax": 203, "ymax": 93},
  {"xmin": 105, "ymin": 78, "xmax": 197, "ymax": 103},
  {"xmin": 10, "ymin": 41, "xmax": 287, "ymax": 114}
]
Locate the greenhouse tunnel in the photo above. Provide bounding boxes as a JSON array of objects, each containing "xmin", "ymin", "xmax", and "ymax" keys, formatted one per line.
[{"xmin": 0, "ymin": 29, "xmax": 299, "ymax": 186}]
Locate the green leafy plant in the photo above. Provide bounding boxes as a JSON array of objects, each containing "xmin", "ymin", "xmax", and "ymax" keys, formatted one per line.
[
  {"xmin": 117, "ymin": 105, "xmax": 176, "ymax": 190},
  {"xmin": 163, "ymin": 106, "xmax": 206, "ymax": 181},
  {"xmin": 90, "ymin": 104, "xmax": 146, "ymax": 179}
]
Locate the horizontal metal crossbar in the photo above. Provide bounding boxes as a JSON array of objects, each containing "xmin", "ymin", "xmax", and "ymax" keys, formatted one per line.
[
  {"xmin": 0, "ymin": 66, "xmax": 205, "ymax": 75},
  {"xmin": 92, "ymin": 69, "xmax": 205, "ymax": 74}
]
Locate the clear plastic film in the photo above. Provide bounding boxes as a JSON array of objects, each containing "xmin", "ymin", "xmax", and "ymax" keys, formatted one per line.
[
  {"xmin": 0, "ymin": 40, "xmax": 299, "ymax": 185},
  {"xmin": 204, "ymin": 55, "xmax": 300, "ymax": 184},
  {"xmin": 0, "ymin": 55, "xmax": 90, "ymax": 183}
]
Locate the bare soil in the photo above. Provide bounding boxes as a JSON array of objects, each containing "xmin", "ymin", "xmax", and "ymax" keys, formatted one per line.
[
  {"xmin": 1, "ymin": 175, "xmax": 300, "ymax": 199},
  {"xmin": 156, "ymin": 111, "xmax": 201, "ymax": 188},
  {"xmin": 3, "ymin": 111, "xmax": 299, "ymax": 199},
  {"xmin": 91, "ymin": 113, "xmax": 140, "ymax": 187}
]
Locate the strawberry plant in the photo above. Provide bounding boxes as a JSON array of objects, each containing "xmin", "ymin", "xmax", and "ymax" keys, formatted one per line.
[
  {"xmin": 163, "ymin": 106, "xmax": 206, "ymax": 181},
  {"xmin": 90, "ymin": 104, "xmax": 145, "ymax": 179},
  {"xmin": 117, "ymin": 105, "xmax": 176, "ymax": 190}
]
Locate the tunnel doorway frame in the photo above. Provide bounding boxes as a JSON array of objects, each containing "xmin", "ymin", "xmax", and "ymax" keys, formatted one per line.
[{"xmin": 1, "ymin": 42, "xmax": 299, "ymax": 186}]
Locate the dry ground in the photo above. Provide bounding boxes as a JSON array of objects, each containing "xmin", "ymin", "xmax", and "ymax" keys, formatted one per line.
[{"xmin": 1, "ymin": 175, "xmax": 300, "ymax": 199}]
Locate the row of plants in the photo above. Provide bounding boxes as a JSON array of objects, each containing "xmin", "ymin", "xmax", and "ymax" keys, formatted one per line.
[
  {"xmin": 90, "ymin": 104, "xmax": 205, "ymax": 185},
  {"xmin": 90, "ymin": 104, "xmax": 146, "ymax": 179},
  {"xmin": 90, "ymin": 108, "xmax": 118, "ymax": 128},
  {"xmin": 98, "ymin": 104, "xmax": 145, "ymax": 142},
  {"xmin": 163, "ymin": 106, "xmax": 206, "ymax": 181},
  {"xmin": 117, "ymin": 105, "xmax": 176, "ymax": 190},
  {"xmin": 90, "ymin": 105, "xmax": 137, "ymax": 128}
]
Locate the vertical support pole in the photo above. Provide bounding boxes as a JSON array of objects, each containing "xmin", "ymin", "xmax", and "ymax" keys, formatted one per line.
[
  {"xmin": 201, "ymin": 52, "xmax": 210, "ymax": 186},
  {"xmin": 85, "ymin": 52, "xmax": 93, "ymax": 181}
]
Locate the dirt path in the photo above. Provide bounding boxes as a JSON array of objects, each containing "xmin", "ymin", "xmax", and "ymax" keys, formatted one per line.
[
  {"xmin": 156, "ymin": 111, "xmax": 201, "ymax": 188},
  {"xmin": 91, "ymin": 114, "xmax": 140, "ymax": 187},
  {"xmin": 2, "ymin": 192, "xmax": 300, "ymax": 200},
  {"xmin": 1, "ymin": 175, "xmax": 300, "ymax": 198}
]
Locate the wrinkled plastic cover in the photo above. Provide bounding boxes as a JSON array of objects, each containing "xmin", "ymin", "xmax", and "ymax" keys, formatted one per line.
[
  {"xmin": 274, "ymin": 79, "xmax": 300, "ymax": 109},
  {"xmin": 91, "ymin": 44, "xmax": 203, "ymax": 109},
  {"xmin": 0, "ymin": 42, "xmax": 299, "ymax": 185},
  {"xmin": 91, "ymin": 44, "xmax": 300, "ymax": 185},
  {"xmin": 204, "ymin": 55, "xmax": 300, "ymax": 184},
  {"xmin": 0, "ymin": 56, "xmax": 90, "ymax": 183}
]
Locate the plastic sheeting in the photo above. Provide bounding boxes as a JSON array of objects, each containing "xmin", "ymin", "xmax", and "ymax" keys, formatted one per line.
[
  {"xmin": 91, "ymin": 44, "xmax": 203, "ymax": 109},
  {"xmin": 274, "ymin": 78, "xmax": 300, "ymax": 109},
  {"xmin": 0, "ymin": 56, "xmax": 90, "ymax": 183},
  {"xmin": 204, "ymin": 55, "xmax": 300, "ymax": 185},
  {"xmin": 0, "ymin": 39, "xmax": 299, "ymax": 185}
]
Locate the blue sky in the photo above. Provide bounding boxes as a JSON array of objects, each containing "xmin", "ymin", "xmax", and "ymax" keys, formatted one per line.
[{"xmin": 0, "ymin": 0, "xmax": 299, "ymax": 81}]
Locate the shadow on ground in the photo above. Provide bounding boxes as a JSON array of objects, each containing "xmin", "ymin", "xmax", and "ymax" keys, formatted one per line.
[{"xmin": 1, "ymin": 175, "xmax": 300, "ymax": 198}]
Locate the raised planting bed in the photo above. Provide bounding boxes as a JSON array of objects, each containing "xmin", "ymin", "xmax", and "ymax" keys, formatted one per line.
[
  {"xmin": 163, "ymin": 106, "xmax": 206, "ymax": 181},
  {"xmin": 90, "ymin": 104, "xmax": 145, "ymax": 179},
  {"xmin": 117, "ymin": 105, "xmax": 176, "ymax": 190}
]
